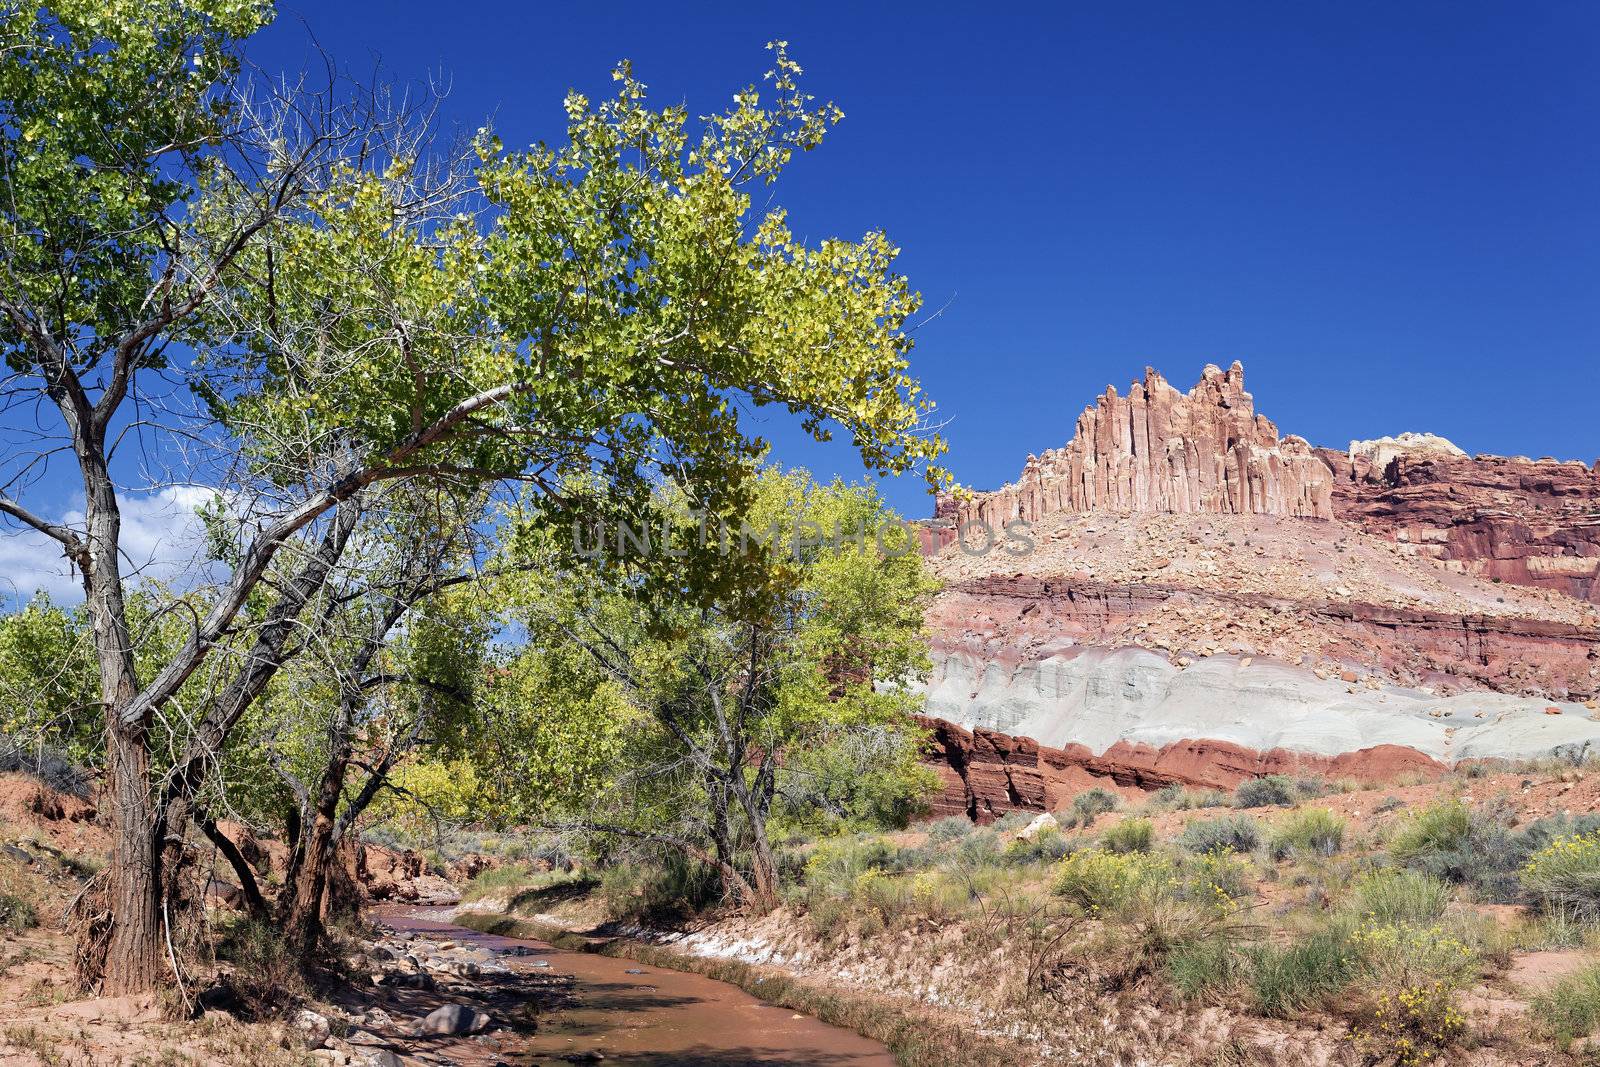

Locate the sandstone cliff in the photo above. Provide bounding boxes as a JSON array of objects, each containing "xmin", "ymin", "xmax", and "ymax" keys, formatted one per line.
[
  {"xmin": 935, "ymin": 362, "xmax": 1334, "ymax": 537},
  {"xmin": 1319, "ymin": 441, "xmax": 1600, "ymax": 604},
  {"xmin": 916, "ymin": 362, "xmax": 1600, "ymax": 820}
]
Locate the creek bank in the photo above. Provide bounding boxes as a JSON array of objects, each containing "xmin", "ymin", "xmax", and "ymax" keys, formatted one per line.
[
  {"xmin": 452, "ymin": 902, "xmax": 1048, "ymax": 1067},
  {"xmin": 383, "ymin": 904, "xmax": 896, "ymax": 1065}
]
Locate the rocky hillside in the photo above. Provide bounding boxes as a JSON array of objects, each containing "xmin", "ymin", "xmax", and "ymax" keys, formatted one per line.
[{"xmin": 918, "ymin": 364, "xmax": 1600, "ymax": 819}]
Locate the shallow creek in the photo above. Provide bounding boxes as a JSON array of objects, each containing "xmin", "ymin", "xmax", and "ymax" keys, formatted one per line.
[{"xmin": 376, "ymin": 904, "xmax": 896, "ymax": 1066}]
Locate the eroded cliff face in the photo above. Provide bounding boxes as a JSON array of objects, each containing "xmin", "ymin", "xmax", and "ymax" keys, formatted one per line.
[
  {"xmin": 916, "ymin": 363, "xmax": 1600, "ymax": 819},
  {"xmin": 1319, "ymin": 444, "xmax": 1600, "ymax": 604},
  {"xmin": 934, "ymin": 363, "xmax": 1334, "ymax": 539}
]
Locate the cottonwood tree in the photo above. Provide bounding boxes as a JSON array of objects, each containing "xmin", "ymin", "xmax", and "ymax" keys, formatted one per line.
[
  {"xmin": 0, "ymin": 2, "xmax": 944, "ymax": 992},
  {"xmin": 490, "ymin": 469, "xmax": 940, "ymax": 907}
]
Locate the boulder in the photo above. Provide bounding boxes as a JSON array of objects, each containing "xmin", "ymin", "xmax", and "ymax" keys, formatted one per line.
[
  {"xmin": 291, "ymin": 1008, "xmax": 331, "ymax": 1051},
  {"xmin": 416, "ymin": 1003, "xmax": 491, "ymax": 1036}
]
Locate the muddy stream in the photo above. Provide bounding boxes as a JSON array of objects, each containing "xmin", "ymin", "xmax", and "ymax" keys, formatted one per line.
[{"xmin": 376, "ymin": 905, "xmax": 896, "ymax": 1066}]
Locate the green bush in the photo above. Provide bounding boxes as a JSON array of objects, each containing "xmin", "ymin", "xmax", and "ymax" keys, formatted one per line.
[
  {"xmin": 1003, "ymin": 827, "xmax": 1074, "ymax": 866},
  {"xmin": 1521, "ymin": 831, "xmax": 1600, "ymax": 920},
  {"xmin": 1063, "ymin": 787, "xmax": 1120, "ymax": 829},
  {"xmin": 1269, "ymin": 808, "xmax": 1346, "ymax": 860},
  {"xmin": 600, "ymin": 856, "xmax": 721, "ymax": 922},
  {"xmin": 1529, "ymin": 962, "xmax": 1600, "ymax": 1047},
  {"xmin": 1389, "ymin": 799, "xmax": 1471, "ymax": 865},
  {"xmin": 1349, "ymin": 868, "xmax": 1451, "ymax": 926},
  {"xmin": 1349, "ymin": 919, "xmax": 1477, "ymax": 990},
  {"xmin": 1051, "ymin": 849, "xmax": 1172, "ymax": 914},
  {"xmin": 991, "ymin": 810, "xmax": 1036, "ymax": 833},
  {"xmin": 1234, "ymin": 775, "xmax": 1294, "ymax": 808},
  {"xmin": 1100, "ymin": 817, "xmax": 1154, "ymax": 854},
  {"xmin": 0, "ymin": 893, "xmax": 37, "ymax": 932},
  {"xmin": 1180, "ymin": 814, "xmax": 1261, "ymax": 855},
  {"xmin": 1167, "ymin": 935, "xmax": 1244, "ymax": 1001},
  {"xmin": 1148, "ymin": 784, "xmax": 1231, "ymax": 811},
  {"xmin": 924, "ymin": 816, "xmax": 974, "ymax": 843},
  {"xmin": 1248, "ymin": 922, "xmax": 1360, "ymax": 1017},
  {"xmin": 1182, "ymin": 847, "xmax": 1255, "ymax": 908}
]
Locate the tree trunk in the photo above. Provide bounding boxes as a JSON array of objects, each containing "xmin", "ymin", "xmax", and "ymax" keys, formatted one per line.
[
  {"xmin": 96, "ymin": 724, "xmax": 164, "ymax": 993},
  {"xmin": 78, "ymin": 451, "xmax": 165, "ymax": 994},
  {"xmin": 280, "ymin": 748, "xmax": 347, "ymax": 955},
  {"xmin": 730, "ymin": 775, "xmax": 778, "ymax": 909}
]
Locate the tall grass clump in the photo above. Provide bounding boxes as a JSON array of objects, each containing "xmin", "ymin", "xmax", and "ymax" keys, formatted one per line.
[
  {"xmin": 1248, "ymin": 921, "xmax": 1360, "ymax": 1016},
  {"xmin": 1269, "ymin": 808, "xmax": 1346, "ymax": 860},
  {"xmin": 1062, "ymin": 787, "xmax": 1119, "ymax": 829},
  {"xmin": 1100, "ymin": 817, "xmax": 1154, "ymax": 854},
  {"xmin": 1148, "ymin": 784, "xmax": 1231, "ymax": 811},
  {"xmin": 1529, "ymin": 962, "xmax": 1600, "ymax": 1047},
  {"xmin": 1348, "ymin": 869, "xmax": 1451, "ymax": 926},
  {"xmin": 1180, "ymin": 814, "xmax": 1261, "ymax": 855},
  {"xmin": 1388, "ymin": 799, "xmax": 1470, "ymax": 866},
  {"xmin": 924, "ymin": 816, "xmax": 974, "ymax": 843}
]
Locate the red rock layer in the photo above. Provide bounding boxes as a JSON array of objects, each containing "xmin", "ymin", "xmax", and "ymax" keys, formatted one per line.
[
  {"xmin": 931, "ymin": 575, "xmax": 1600, "ymax": 699},
  {"xmin": 1320, "ymin": 448, "xmax": 1600, "ymax": 604},
  {"xmin": 918, "ymin": 716, "xmax": 1444, "ymax": 822},
  {"xmin": 936, "ymin": 363, "xmax": 1334, "ymax": 537}
]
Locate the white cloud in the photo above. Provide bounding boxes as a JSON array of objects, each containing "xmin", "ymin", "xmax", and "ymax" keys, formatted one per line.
[{"xmin": 0, "ymin": 486, "xmax": 219, "ymax": 606}]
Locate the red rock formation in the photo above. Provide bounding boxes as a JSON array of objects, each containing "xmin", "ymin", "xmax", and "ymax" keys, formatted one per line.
[
  {"xmin": 918, "ymin": 716, "xmax": 1445, "ymax": 822},
  {"xmin": 937, "ymin": 363, "xmax": 1334, "ymax": 536},
  {"xmin": 1320, "ymin": 447, "xmax": 1600, "ymax": 604},
  {"xmin": 931, "ymin": 574, "xmax": 1600, "ymax": 699}
]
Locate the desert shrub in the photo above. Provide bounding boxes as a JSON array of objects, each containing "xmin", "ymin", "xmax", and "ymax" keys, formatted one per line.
[
  {"xmin": 1349, "ymin": 869, "xmax": 1451, "ymax": 926},
  {"xmin": 1383, "ymin": 798, "xmax": 1548, "ymax": 901},
  {"xmin": 1269, "ymin": 808, "xmax": 1346, "ymax": 860},
  {"xmin": 1003, "ymin": 827, "xmax": 1074, "ymax": 866},
  {"xmin": 1100, "ymin": 818, "xmax": 1154, "ymax": 855},
  {"xmin": 1248, "ymin": 922, "xmax": 1360, "ymax": 1016},
  {"xmin": 1521, "ymin": 831, "xmax": 1600, "ymax": 920},
  {"xmin": 805, "ymin": 834, "xmax": 930, "ymax": 896},
  {"xmin": 0, "ymin": 893, "xmax": 37, "ymax": 932},
  {"xmin": 949, "ymin": 828, "xmax": 1003, "ymax": 868},
  {"xmin": 1233, "ymin": 775, "xmax": 1293, "ymax": 808},
  {"xmin": 1148, "ymin": 784, "xmax": 1230, "ymax": 811},
  {"xmin": 1354, "ymin": 981, "xmax": 1467, "ymax": 1067},
  {"xmin": 213, "ymin": 915, "xmax": 305, "ymax": 1007},
  {"xmin": 1350, "ymin": 919, "xmax": 1478, "ymax": 990},
  {"xmin": 1389, "ymin": 799, "xmax": 1471, "ymax": 866},
  {"xmin": 1182, "ymin": 847, "xmax": 1255, "ymax": 909},
  {"xmin": 600, "ymin": 856, "xmax": 720, "ymax": 922},
  {"xmin": 924, "ymin": 816, "xmax": 974, "ymax": 843},
  {"xmin": 1166, "ymin": 935, "xmax": 1244, "ymax": 1001},
  {"xmin": 805, "ymin": 894, "xmax": 852, "ymax": 940},
  {"xmin": 991, "ymin": 810, "xmax": 1036, "ymax": 833},
  {"xmin": 1063, "ymin": 787, "xmax": 1119, "ymax": 829},
  {"xmin": 1180, "ymin": 814, "xmax": 1261, "ymax": 855},
  {"xmin": 1529, "ymin": 962, "xmax": 1600, "ymax": 1047},
  {"xmin": 1051, "ymin": 849, "xmax": 1172, "ymax": 914}
]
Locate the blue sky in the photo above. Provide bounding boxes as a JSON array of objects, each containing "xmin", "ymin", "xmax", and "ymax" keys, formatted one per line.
[{"xmin": 244, "ymin": 1, "xmax": 1600, "ymax": 516}]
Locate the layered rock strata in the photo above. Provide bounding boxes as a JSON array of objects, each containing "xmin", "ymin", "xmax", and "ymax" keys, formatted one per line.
[
  {"xmin": 1319, "ymin": 443, "xmax": 1600, "ymax": 604},
  {"xmin": 917, "ymin": 716, "xmax": 1444, "ymax": 823}
]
